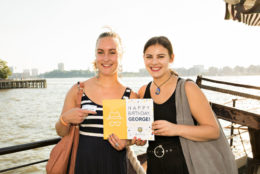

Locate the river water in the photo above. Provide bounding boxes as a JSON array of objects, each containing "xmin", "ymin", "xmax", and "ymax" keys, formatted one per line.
[{"xmin": 0, "ymin": 76, "xmax": 260, "ymax": 173}]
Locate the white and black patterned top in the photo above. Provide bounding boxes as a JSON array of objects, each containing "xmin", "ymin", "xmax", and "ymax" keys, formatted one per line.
[{"xmin": 79, "ymin": 87, "xmax": 131, "ymax": 138}]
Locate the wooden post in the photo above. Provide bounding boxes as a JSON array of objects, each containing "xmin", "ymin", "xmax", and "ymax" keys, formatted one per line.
[{"xmin": 247, "ymin": 128, "xmax": 260, "ymax": 174}]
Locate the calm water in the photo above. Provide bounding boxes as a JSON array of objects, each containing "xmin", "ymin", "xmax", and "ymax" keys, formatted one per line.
[{"xmin": 0, "ymin": 76, "xmax": 260, "ymax": 173}]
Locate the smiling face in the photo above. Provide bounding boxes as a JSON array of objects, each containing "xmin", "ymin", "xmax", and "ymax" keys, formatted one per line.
[
  {"xmin": 143, "ymin": 44, "xmax": 174, "ymax": 79},
  {"xmin": 95, "ymin": 36, "xmax": 122, "ymax": 76}
]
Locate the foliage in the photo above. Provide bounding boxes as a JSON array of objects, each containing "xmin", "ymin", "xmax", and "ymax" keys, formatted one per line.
[
  {"xmin": 39, "ymin": 64, "xmax": 260, "ymax": 78},
  {"xmin": 0, "ymin": 59, "xmax": 12, "ymax": 79}
]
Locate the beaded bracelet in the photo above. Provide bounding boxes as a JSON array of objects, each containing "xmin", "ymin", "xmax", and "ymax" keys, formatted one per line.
[{"xmin": 60, "ymin": 116, "xmax": 69, "ymax": 127}]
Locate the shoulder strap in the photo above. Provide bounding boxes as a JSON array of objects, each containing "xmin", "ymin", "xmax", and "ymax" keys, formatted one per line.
[
  {"xmin": 123, "ymin": 87, "xmax": 132, "ymax": 99},
  {"xmin": 175, "ymin": 78, "xmax": 238, "ymax": 174},
  {"xmin": 76, "ymin": 81, "xmax": 84, "ymax": 108},
  {"xmin": 143, "ymin": 82, "xmax": 152, "ymax": 98}
]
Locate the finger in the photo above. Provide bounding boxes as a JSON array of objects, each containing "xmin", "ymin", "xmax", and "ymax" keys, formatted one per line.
[
  {"xmin": 131, "ymin": 137, "xmax": 137, "ymax": 145},
  {"xmin": 138, "ymin": 140, "xmax": 147, "ymax": 146},
  {"xmin": 108, "ymin": 135, "xmax": 117, "ymax": 148},
  {"xmin": 81, "ymin": 109, "xmax": 97, "ymax": 115},
  {"xmin": 152, "ymin": 124, "xmax": 164, "ymax": 130},
  {"xmin": 154, "ymin": 129, "xmax": 163, "ymax": 136},
  {"xmin": 153, "ymin": 120, "xmax": 167, "ymax": 126},
  {"xmin": 111, "ymin": 133, "xmax": 120, "ymax": 142},
  {"xmin": 110, "ymin": 134, "xmax": 120, "ymax": 148},
  {"xmin": 111, "ymin": 134, "xmax": 122, "ymax": 148},
  {"xmin": 136, "ymin": 138, "xmax": 143, "ymax": 146},
  {"xmin": 142, "ymin": 140, "xmax": 147, "ymax": 145}
]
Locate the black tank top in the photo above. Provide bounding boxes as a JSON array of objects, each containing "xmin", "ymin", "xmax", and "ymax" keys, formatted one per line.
[{"xmin": 143, "ymin": 80, "xmax": 180, "ymax": 144}]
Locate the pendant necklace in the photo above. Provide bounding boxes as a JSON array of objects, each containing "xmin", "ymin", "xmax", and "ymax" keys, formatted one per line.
[{"xmin": 153, "ymin": 75, "xmax": 172, "ymax": 95}]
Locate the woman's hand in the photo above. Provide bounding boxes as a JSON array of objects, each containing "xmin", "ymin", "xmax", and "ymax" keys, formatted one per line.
[
  {"xmin": 62, "ymin": 108, "xmax": 96, "ymax": 125},
  {"xmin": 152, "ymin": 120, "xmax": 178, "ymax": 136},
  {"xmin": 132, "ymin": 137, "xmax": 147, "ymax": 146},
  {"xmin": 108, "ymin": 134, "xmax": 129, "ymax": 151}
]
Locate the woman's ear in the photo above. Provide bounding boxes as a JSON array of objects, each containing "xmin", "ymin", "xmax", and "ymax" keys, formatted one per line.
[{"xmin": 170, "ymin": 53, "xmax": 174, "ymax": 63}]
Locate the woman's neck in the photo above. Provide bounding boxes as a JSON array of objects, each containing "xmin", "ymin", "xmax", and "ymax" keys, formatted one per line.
[
  {"xmin": 95, "ymin": 73, "xmax": 120, "ymax": 88},
  {"xmin": 153, "ymin": 72, "xmax": 172, "ymax": 85}
]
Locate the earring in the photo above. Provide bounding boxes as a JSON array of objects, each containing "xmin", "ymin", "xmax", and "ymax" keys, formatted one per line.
[
  {"xmin": 118, "ymin": 64, "xmax": 123, "ymax": 73},
  {"xmin": 93, "ymin": 61, "xmax": 99, "ymax": 77}
]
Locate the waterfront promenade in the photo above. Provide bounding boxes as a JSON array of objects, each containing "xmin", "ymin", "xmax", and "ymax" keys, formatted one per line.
[{"xmin": 0, "ymin": 79, "xmax": 46, "ymax": 89}]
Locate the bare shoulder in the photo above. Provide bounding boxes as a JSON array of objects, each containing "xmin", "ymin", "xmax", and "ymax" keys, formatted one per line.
[
  {"xmin": 138, "ymin": 84, "xmax": 147, "ymax": 99},
  {"xmin": 184, "ymin": 80, "xmax": 208, "ymax": 103},
  {"xmin": 184, "ymin": 80, "xmax": 200, "ymax": 93},
  {"xmin": 82, "ymin": 77, "xmax": 96, "ymax": 87},
  {"xmin": 66, "ymin": 78, "xmax": 94, "ymax": 103}
]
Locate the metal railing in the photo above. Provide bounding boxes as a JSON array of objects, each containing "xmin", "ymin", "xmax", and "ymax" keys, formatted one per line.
[{"xmin": 0, "ymin": 138, "xmax": 60, "ymax": 173}]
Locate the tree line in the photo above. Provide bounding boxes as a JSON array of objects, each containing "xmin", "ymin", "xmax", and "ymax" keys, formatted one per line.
[
  {"xmin": 40, "ymin": 65, "xmax": 260, "ymax": 78},
  {"xmin": 1, "ymin": 58, "xmax": 260, "ymax": 79},
  {"xmin": 0, "ymin": 59, "xmax": 12, "ymax": 79}
]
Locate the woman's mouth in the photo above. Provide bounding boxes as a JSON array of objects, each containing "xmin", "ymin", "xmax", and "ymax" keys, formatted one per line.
[
  {"xmin": 150, "ymin": 67, "xmax": 161, "ymax": 72},
  {"xmin": 102, "ymin": 64, "xmax": 112, "ymax": 68}
]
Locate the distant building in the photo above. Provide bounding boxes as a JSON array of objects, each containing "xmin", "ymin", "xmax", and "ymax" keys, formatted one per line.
[
  {"xmin": 31, "ymin": 69, "xmax": 38, "ymax": 77},
  {"xmin": 22, "ymin": 69, "xmax": 30, "ymax": 79},
  {"xmin": 58, "ymin": 63, "xmax": 64, "ymax": 71}
]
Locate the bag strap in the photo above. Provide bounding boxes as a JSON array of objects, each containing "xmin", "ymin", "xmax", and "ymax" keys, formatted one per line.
[
  {"xmin": 66, "ymin": 82, "xmax": 84, "ymax": 173},
  {"xmin": 76, "ymin": 81, "xmax": 84, "ymax": 108}
]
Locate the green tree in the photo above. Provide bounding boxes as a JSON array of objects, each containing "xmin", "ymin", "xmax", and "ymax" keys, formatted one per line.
[{"xmin": 0, "ymin": 59, "xmax": 12, "ymax": 79}]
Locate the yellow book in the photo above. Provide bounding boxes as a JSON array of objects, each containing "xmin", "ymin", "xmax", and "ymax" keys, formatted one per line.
[
  {"xmin": 103, "ymin": 99, "xmax": 127, "ymax": 139},
  {"xmin": 103, "ymin": 99, "xmax": 154, "ymax": 140}
]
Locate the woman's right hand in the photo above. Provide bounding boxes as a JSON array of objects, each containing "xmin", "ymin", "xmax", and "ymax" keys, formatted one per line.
[{"xmin": 62, "ymin": 108, "xmax": 96, "ymax": 125}]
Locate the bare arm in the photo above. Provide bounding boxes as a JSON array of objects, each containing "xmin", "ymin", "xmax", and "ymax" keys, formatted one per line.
[{"xmin": 153, "ymin": 81, "xmax": 220, "ymax": 141}]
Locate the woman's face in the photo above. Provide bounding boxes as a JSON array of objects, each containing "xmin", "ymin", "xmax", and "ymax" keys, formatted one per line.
[
  {"xmin": 95, "ymin": 37, "xmax": 121, "ymax": 76},
  {"xmin": 143, "ymin": 44, "xmax": 173, "ymax": 79}
]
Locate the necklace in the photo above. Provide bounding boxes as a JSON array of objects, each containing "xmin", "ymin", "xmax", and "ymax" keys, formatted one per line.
[{"xmin": 153, "ymin": 75, "xmax": 172, "ymax": 95}]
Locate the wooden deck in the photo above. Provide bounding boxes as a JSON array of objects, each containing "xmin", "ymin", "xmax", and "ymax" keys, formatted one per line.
[
  {"xmin": 196, "ymin": 75, "xmax": 260, "ymax": 174},
  {"xmin": 0, "ymin": 79, "xmax": 47, "ymax": 89}
]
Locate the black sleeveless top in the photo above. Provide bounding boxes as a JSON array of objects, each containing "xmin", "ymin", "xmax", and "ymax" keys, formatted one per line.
[
  {"xmin": 144, "ymin": 79, "xmax": 190, "ymax": 174},
  {"xmin": 143, "ymin": 80, "xmax": 180, "ymax": 144}
]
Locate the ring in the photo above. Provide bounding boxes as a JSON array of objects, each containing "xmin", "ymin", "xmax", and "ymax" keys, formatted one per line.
[{"xmin": 115, "ymin": 143, "xmax": 119, "ymax": 147}]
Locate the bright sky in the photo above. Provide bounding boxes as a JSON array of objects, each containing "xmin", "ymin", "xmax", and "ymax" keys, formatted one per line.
[{"xmin": 0, "ymin": 0, "xmax": 259, "ymax": 73}]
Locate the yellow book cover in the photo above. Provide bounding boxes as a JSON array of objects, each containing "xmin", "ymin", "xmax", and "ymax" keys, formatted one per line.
[{"xmin": 103, "ymin": 99, "xmax": 127, "ymax": 139}]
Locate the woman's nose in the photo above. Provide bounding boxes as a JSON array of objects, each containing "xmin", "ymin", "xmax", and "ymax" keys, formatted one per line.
[
  {"xmin": 151, "ymin": 58, "xmax": 158, "ymax": 64},
  {"xmin": 103, "ymin": 53, "xmax": 109, "ymax": 60}
]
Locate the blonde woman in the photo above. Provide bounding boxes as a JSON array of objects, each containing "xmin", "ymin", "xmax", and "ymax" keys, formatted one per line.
[{"xmin": 55, "ymin": 31, "xmax": 140, "ymax": 174}]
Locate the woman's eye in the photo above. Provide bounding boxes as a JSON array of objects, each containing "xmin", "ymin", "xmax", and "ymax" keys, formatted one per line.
[
  {"xmin": 110, "ymin": 51, "xmax": 116, "ymax": 54},
  {"xmin": 158, "ymin": 55, "xmax": 165, "ymax": 58},
  {"xmin": 145, "ymin": 55, "xmax": 152, "ymax": 59},
  {"xmin": 97, "ymin": 51, "xmax": 103, "ymax": 54}
]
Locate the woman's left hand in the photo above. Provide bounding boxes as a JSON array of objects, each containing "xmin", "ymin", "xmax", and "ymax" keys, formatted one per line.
[
  {"xmin": 152, "ymin": 120, "xmax": 178, "ymax": 136},
  {"xmin": 108, "ymin": 133, "xmax": 127, "ymax": 151}
]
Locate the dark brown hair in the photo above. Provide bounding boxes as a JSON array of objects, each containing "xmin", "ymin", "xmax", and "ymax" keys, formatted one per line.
[{"xmin": 143, "ymin": 36, "xmax": 173, "ymax": 56}]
